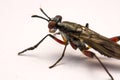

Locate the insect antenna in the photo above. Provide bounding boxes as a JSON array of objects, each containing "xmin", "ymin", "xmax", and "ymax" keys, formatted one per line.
[
  {"xmin": 31, "ymin": 8, "xmax": 51, "ymax": 22},
  {"xmin": 40, "ymin": 8, "xmax": 51, "ymax": 21},
  {"xmin": 31, "ymin": 15, "xmax": 49, "ymax": 22}
]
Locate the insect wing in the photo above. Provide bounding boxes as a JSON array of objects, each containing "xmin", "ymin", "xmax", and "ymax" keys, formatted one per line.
[{"xmin": 80, "ymin": 28, "xmax": 120, "ymax": 59}]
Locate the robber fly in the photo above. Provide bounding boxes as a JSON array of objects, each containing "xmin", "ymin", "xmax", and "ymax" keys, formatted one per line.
[{"xmin": 18, "ymin": 8, "xmax": 120, "ymax": 80}]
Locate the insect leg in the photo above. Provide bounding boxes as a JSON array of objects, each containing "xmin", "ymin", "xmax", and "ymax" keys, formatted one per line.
[
  {"xmin": 53, "ymin": 32, "xmax": 61, "ymax": 35},
  {"xmin": 93, "ymin": 53, "xmax": 114, "ymax": 80},
  {"xmin": 82, "ymin": 50, "xmax": 114, "ymax": 80},
  {"xmin": 110, "ymin": 36, "xmax": 120, "ymax": 42},
  {"xmin": 18, "ymin": 34, "xmax": 66, "ymax": 55},
  {"xmin": 49, "ymin": 41, "xmax": 68, "ymax": 69},
  {"xmin": 82, "ymin": 50, "xmax": 94, "ymax": 58}
]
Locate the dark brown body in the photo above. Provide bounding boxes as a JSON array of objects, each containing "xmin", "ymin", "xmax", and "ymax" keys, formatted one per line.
[{"xmin": 58, "ymin": 21, "xmax": 120, "ymax": 59}]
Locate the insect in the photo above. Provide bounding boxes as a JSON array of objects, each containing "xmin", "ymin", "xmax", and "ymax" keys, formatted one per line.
[{"xmin": 18, "ymin": 8, "xmax": 120, "ymax": 80}]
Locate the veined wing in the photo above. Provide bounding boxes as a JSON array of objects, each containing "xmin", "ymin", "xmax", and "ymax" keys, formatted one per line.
[{"xmin": 73, "ymin": 25, "xmax": 120, "ymax": 59}]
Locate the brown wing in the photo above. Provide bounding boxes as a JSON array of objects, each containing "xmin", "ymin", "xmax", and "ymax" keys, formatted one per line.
[{"xmin": 80, "ymin": 28, "xmax": 120, "ymax": 59}]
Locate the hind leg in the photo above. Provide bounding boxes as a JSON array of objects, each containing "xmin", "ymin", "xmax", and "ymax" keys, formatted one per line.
[
  {"xmin": 81, "ymin": 50, "xmax": 114, "ymax": 80},
  {"xmin": 110, "ymin": 36, "xmax": 120, "ymax": 42}
]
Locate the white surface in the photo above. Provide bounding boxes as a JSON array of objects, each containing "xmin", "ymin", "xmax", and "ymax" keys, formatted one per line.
[{"xmin": 0, "ymin": 0, "xmax": 120, "ymax": 80}]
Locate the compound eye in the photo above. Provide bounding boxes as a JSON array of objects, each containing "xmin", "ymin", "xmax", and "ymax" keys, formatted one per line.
[{"xmin": 48, "ymin": 21, "xmax": 56, "ymax": 29}]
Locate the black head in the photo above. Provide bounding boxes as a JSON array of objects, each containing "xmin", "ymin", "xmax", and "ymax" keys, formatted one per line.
[{"xmin": 32, "ymin": 8, "xmax": 62, "ymax": 33}]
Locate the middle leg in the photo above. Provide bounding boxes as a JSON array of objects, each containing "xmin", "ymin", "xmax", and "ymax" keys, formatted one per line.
[{"xmin": 49, "ymin": 40, "xmax": 68, "ymax": 68}]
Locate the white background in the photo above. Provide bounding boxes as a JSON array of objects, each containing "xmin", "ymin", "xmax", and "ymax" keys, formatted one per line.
[{"xmin": 0, "ymin": 0, "xmax": 120, "ymax": 80}]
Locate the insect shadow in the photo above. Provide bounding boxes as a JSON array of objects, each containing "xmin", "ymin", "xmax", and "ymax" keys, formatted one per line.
[
  {"xmin": 19, "ymin": 52, "xmax": 120, "ymax": 72},
  {"xmin": 65, "ymin": 54, "xmax": 120, "ymax": 72}
]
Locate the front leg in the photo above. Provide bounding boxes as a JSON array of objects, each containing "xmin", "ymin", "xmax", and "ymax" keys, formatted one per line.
[{"xmin": 18, "ymin": 34, "xmax": 66, "ymax": 55}]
